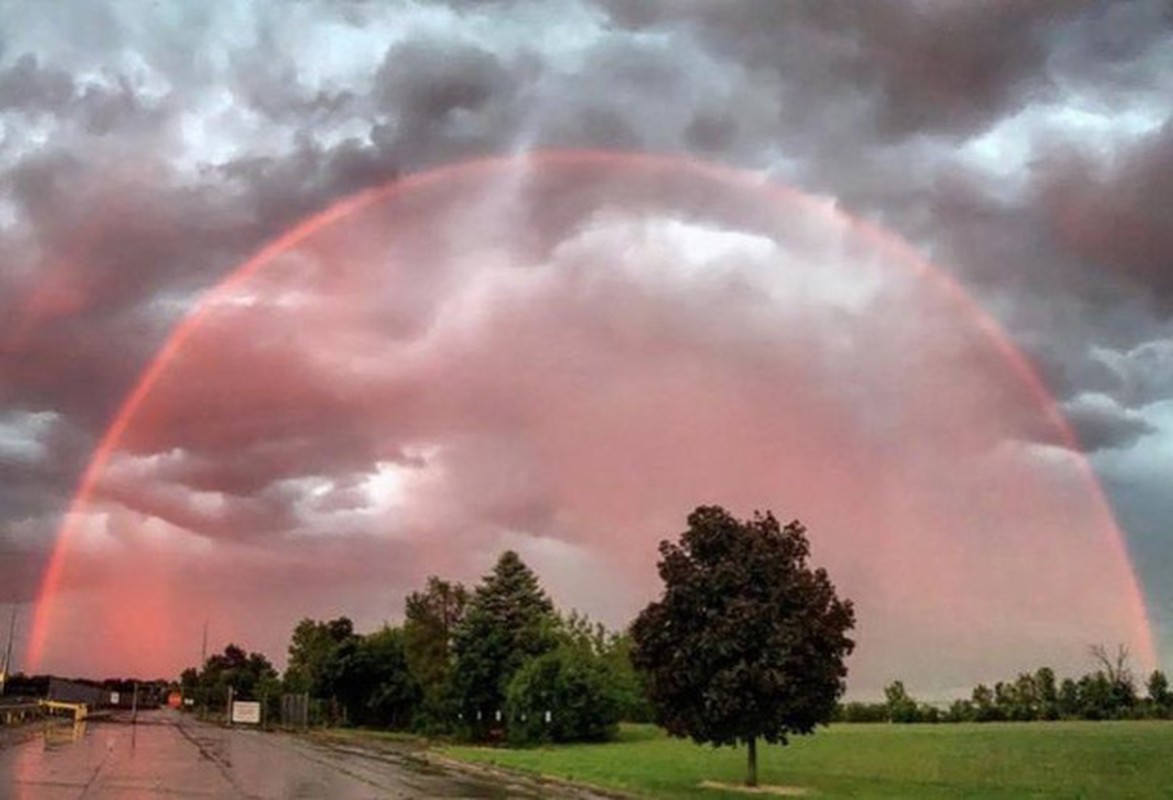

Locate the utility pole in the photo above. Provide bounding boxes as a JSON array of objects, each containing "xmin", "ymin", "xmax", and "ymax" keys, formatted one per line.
[
  {"xmin": 200, "ymin": 619, "xmax": 208, "ymax": 665},
  {"xmin": 131, "ymin": 680, "xmax": 139, "ymax": 749},
  {"xmin": 0, "ymin": 605, "xmax": 16, "ymax": 696}
]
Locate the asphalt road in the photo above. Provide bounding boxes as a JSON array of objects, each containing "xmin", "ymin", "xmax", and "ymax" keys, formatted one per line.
[{"xmin": 0, "ymin": 710, "xmax": 592, "ymax": 799}]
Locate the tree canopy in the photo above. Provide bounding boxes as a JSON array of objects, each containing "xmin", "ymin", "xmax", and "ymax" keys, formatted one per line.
[
  {"xmin": 180, "ymin": 643, "xmax": 278, "ymax": 712},
  {"xmin": 404, "ymin": 576, "xmax": 468, "ymax": 729},
  {"xmin": 321, "ymin": 625, "xmax": 420, "ymax": 728},
  {"xmin": 284, "ymin": 617, "xmax": 355, "ymax": 696},
  {"xmin": 505, "ymin": 641, "xmax": 620, "ymax": 745},
  {"xmin": 631, "ymin": 505, "xmax": 855, "ymax": 786}
]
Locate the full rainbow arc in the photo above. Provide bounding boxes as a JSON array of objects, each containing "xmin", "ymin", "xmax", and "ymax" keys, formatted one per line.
[{"xmin": 27, "ymin": 149, "xmax": 1157, "ymax": 672}]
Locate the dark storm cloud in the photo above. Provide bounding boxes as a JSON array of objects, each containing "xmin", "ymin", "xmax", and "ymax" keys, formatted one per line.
[
  {"xmin": 0, "ymin": 51, "xmax": 167, "ymax": 135},
  {"xmin": 1095, "ymin": 339, "xmax": 1173, "ymax": 407},
  {"xmin": 374, "ymin": 38, "xmax": 513, "ymax": 122},
  {"xmin": 600, "ymin": 0, "xmax": 1084, "ymax": 138},
  {"xmin": 0, "ymin": 54, "xmax": 74, "ymax": 112},
  {"xmin": 1063, "ymin": 393, "xmax": 1157, "ymax": 452},
  {"xmin": 1042, "ymin": 122, "xmax": 1173, "ymax": 306},
  {"xmin": 0, "ymin": 550, "xmax": 47, "ymax": 604},
  {"xmin": 2, "ymin": 157, "xmax": 248, "ymax": 435},
  {"xmin": 0, "ymin": 410, "xmax": 90, "ymax": 602}
]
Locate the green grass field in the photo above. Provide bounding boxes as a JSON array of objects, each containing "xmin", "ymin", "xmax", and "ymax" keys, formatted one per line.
[{"xmin": 442, "ymin": 721, "xmax": 1173, "ymax": 799}]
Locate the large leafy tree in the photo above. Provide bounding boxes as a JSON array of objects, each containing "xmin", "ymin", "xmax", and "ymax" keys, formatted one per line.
[
  {"xmin": 631, "ymin": 506, "xmax": 855, "ymax": 787},
  {"xmin": 451, "ymin": 550, "xmax": 558, "ymax": 738},
  {"xmin": 183, "ymin": 644, "xmax": 278, "ymax": 712},
  {"xmin": 403, "ymin": 577, "xmax": 468, "ymax": 729},
  {"xmin": 284, "ymin": 617, "xmax": 355, "ymax": 695},
  {"xmin": 560, "ymin": 612, "xmax": 652, "ymax": 723},
  {"xmin": 600, "ymin": 633, "xmax": 654, "ymax": 723},
  {"xmin": 322, "ymin": 626, "xmax": 420, "ymax": 728}
]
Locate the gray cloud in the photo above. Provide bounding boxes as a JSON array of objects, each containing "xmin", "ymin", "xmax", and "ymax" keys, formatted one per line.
[
  {"xmin": 1042, "ymin": 123, "xmax": 1173, "ymax": 306},
  {"xmin": 0, "ymin": 54, "xmax": 74, "ymax": 112},
  {"xmin": 1063, "ymin": 393, "xmax": 1158, "ymax": 451}
]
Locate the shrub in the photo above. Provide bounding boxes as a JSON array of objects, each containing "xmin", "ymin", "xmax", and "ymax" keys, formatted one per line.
[{"xmin": 505, "ymin": 645, "xmax": 620, "ymax": 745}]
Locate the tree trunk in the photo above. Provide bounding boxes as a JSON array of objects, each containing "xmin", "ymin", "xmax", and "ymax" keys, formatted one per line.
[{"xmin": 746, "ymin": 736, "xmax": 758, "ymax": 787}]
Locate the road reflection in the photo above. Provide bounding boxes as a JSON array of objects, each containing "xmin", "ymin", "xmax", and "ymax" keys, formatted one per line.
[
  {"xmin": 43, "ymin": 720, "xmax": 87, "ymax": 746},
  {"xmin": 0, "ymin": 709, "xmax": 555, "ymax": 798}
]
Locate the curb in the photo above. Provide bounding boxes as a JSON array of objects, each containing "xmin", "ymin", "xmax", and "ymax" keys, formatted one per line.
[{"xmin": 420, "ymin": 749, "xmax": 642, "ymax": 799}]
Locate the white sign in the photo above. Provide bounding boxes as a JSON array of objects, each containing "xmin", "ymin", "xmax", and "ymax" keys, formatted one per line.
[
  {"xmin": 231, "ymin": 701, "xmax": 262, "ymax": 725},
  {"xmin": 110, "ymin": 692, "xmax": 120, "ymax": 705}
]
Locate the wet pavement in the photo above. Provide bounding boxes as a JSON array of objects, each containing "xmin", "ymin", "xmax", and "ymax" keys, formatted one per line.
[{"xmin": 0, "ymin": 710, "xmax": 582, "ymax": 799}]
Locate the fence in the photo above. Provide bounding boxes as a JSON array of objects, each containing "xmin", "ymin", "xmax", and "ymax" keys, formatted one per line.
[
  {"xmin": 0, "ymin": 701, "xmax": 42, "ymax": 726},
  {"xmin": 277, "ymin": 694, "xmax": 337, "ymax": 729}
]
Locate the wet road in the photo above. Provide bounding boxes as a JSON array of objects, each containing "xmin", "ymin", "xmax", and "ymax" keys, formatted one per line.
[{"xmin": 0, "ymin": 711, "xmax": 575, "ymax": 799}]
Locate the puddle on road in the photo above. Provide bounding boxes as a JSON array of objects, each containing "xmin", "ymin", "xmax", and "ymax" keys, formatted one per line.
[
  {"xmin": 41, "ymin": 719, "xmax": 88, "ymax": 749},
  {"xmin": 3, "ymin": 713, "xmax": 602, "ymax": 798}
]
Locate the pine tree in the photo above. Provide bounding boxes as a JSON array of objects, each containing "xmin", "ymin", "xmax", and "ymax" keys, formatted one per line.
[{"xmin": 450, "ymin": 551, "xmax": 558, "ymax": 738}]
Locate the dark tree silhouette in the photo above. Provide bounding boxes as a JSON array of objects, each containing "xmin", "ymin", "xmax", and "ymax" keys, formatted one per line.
[
  {"xmin": 631, "ymin": 506, "xmax": 855, "ymax": 787},
  {"xmin": 404, "ymin": 577, "xmax": 469, "ymax": 729}
]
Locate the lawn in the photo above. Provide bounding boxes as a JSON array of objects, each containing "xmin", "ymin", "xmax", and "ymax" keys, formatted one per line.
[{"xmin": 441, "ymin": 721, "xmax": 1173, "ymax": 799}]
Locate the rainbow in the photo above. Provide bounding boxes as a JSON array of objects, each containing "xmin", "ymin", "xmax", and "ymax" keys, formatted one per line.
[{"xmin": 27, "ymin": 149, "xmax": 1157, "ymax": 671}]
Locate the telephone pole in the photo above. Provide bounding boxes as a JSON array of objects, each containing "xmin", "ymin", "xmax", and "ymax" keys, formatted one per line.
[{"xmin": 0, "ymin": 605, "xmax": 16, "ymax": 695}]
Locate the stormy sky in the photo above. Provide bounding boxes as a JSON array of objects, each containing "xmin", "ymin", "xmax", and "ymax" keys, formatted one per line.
[{"xmin": 2, "ymin": 0, "xmax": 1172, "ymax": 695}]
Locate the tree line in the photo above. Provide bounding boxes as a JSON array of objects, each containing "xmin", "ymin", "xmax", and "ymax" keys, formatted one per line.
[
  {"xmin": 180, "ymin": 505, "xmax": 857, "ymax": 787},
  {"xmin": 839, "ymin": 646, "xmax": 1173, "ymax": 723},
  {"xmin": 181, "ymin": 550, "xmax": 650, "ymax": 744}
]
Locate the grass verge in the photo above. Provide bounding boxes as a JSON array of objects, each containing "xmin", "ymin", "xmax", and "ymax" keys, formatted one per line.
[{"xmin": 441, "ymin": 720, "xmax": 1173, "ymax": 799}]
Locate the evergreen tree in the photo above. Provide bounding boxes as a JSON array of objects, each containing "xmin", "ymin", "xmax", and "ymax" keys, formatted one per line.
[{"xmin": 451, "ymin": 551, "xmax": 558, "ymax": 738}]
